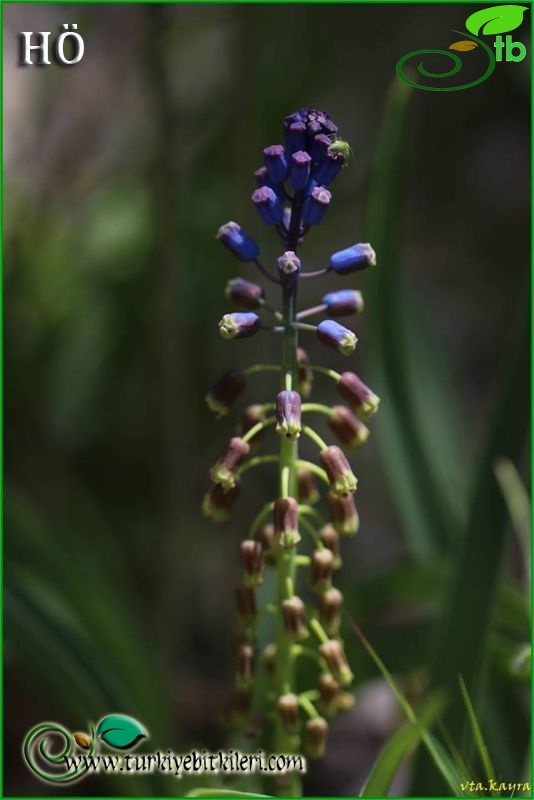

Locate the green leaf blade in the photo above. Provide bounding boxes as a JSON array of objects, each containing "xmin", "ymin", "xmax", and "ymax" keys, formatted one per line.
[
  {"xmin": 360, "ymin": 695, "xmax": 445, "ymax": 797},
  {"xmin": 458, "ymin": 676, "xmax": 496, "ymax": 792}
]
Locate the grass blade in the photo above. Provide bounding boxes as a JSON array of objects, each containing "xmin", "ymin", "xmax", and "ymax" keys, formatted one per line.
[
  {"xmin": 430, "ymin": 309, "xmax": 530, "ymax": 710},
  {"xmin": 458, "ymin": 675, "xmax": 496, "ymax": 793},
  {"xmin": 494, "ymin": 457, "xmax": 531, "ymax": 589},
  {"xmin": 360, "ymin": 694, "xmax": 445, "ymax": 797},
  {"xmin": 413, "ymin": 306, "xmax": 530, "ymax": 793},
  {"xmin": 346, "ymin": 614, "xmax": 467, "ymax": 796},
  {"xmin": 364, "ymin": 79, "xmax": 467, "ymax": 556}
]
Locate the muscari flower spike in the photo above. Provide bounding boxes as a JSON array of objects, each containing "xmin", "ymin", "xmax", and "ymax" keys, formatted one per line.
[{"xmin": 206, "ymin": 107, "xmax": 378, "ymax": 764}]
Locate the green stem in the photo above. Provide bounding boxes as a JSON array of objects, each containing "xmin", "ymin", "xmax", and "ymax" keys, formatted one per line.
[
  {"xmin": 308, "ymin": 364, "xmax": 341, "ymax": 381},
  {"xmin": 299, "ymin": 695, "xmax": 319, "ymax": 720},
  {"xmin": 301, "ymin": 424, "xmax": 328, "ymax": 451},
  {"xmin": 299, "ymin": 516, "xmax": 323, "ymax": 548},
  {"xmin": 248, "ymin": 501, "xmax": 274, "ymax": 539},
  {"xmin": 239, "ymin": 454, "xmax": 279, "ymax": 477},
  {"xmin": 292, "ymin": 644, "xmax": 327, "ymax": 670},
  {"xmin": 259, "ymin": 299, "xmax": 283, "ymax": 320},
  {"xmin": 295, "ymin": 460, "xmax": 330, "ymax": 486},
  {"xmin": 273, "ymin": 225, "xmax": 302, "ymax": 798},
  {"xmin": 241, "ymin": 416, "xmax": 276, "ymax": 444},
  {"xmin": 296, "ymin": 304, "xmax": 327, "ymax": 320},
  {"xmin": 243, "ymin": 364, "xmax": 281, "ymax": 376},
  {"xmin": 301, "ymin": 402, "xmax": 334, "ymax": 417},
  {"xmin": 310, "ymin": 617, "xmax": 330, "ymax": 644},
  {"xmin": 299, "ymin": 689, "xmax": 320, "ymax": 702},
  {"xmin": 298, "ymin": 504, "xmax": 326, "ymax": 527}
]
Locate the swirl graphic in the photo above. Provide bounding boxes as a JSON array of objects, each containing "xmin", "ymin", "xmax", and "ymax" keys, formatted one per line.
[
  {"xmin": 23, "ymin": 722, "xmax": 96, "ymax": 783},
  {"xmin": 396, "ymin": 31, "xmax": 496, "ymax": 91}
]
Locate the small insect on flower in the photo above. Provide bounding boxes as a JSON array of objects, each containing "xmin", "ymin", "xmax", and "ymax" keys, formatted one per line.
[{"xmin": 327, "ymin": 137, "xmax": 354, "ymax": 164}]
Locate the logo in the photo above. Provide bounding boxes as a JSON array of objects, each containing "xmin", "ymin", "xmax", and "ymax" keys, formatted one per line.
[
  {"xmin": 22, "ymin": 719, "xmax": 306, "ymax": 784},
  {"xmin": 22, "ymin": 713, "xmax": 147, "ymax": 784},
  {"xmin": 397, "ymin": 5, "xmax": 528, "ymax": 91}
]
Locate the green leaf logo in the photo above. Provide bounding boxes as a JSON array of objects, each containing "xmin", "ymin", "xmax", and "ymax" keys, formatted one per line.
[
  {"xmin": 96, "ymin": 714, "xmax": 147, "ymax": 750},
  {"xmin": 465, "ymin": 5, "xmax": 528, "ymax": 36}
]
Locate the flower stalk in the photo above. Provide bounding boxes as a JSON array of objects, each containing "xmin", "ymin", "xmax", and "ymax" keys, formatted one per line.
[{"xmin": 204, "ymin": 107, "xmax": 380, "ymax": 797}]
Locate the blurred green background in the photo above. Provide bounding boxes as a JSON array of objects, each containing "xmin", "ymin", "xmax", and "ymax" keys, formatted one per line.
[{"xmin": 4, "ymin": 2, "xmax": 530, "ymax": 796}]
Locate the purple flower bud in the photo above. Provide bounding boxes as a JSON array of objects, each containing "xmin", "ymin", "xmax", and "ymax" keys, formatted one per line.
[
  {"xmin": 297, "ymin": 468, "xmax": 320, "ymax": 505},
  {"xmin": 284, "ymin": 121, "xmax": 307, "ymax": 155},
  {"xmin": 316, "ymin": 320, "xmax": 357, "ymax": 356},
  {"xmin": 310, "ymin": 548, "xmax": 334, "ymax": 593},
  {"xmin": 210, "ymin": 437, "xmax": 250, "ymax": 491},
  {"xmin": 328, "ymin": 406, "xmax": 370, "ymax": 449},
  {"xmin": 303, "ymin": 186, "xmax": 332, "ymax": 225},
  {"xmin": 318, "ymin": 588, "xmax": 343, "ymax": 637},
  {"xmin": 219, "ymin": 312, "xmax": 261, "ymax": 340},
  {"xmin": 202, "ymin": 482, "xmax": 240, "ymax": 523},
  {"xmin": 277, "ymin": 250, "xmax": 301, "ymax": 287},
  {"xmin": 226, "ymin": 685, "xmax": 252, "ymax": 725},
  {"xmin": 316, "ymin": 111, "xmax": 338, "ymax": 136},
  {"xmin": 281, "ymin": 595, "xmax": 308, "ymax": 639},
  {"xmin": 285, "ymin": 108, "xmax": 338, "ymax": 142},
  {"xmin": 263, "ymin": 643, "xmax": 277, "ymax": 678},
  {"xmin": 277, "ymin": 693, "xmax": 299, "ymax": 732},
  {"xmin": 274, "ymin": 496, "xmax": 300, "ymax": 548},
  {"xmin": 206, "ymin": 368, "xmax": 246, "ymax": 417},
  {"xmin": 257, "ymin": 523, "xmax": 276, "ymax": 566},
  {"xmin": 225, "ymin": 277, "xmax": 265, "ymax": 310},
  {"xmin": 319, "ymin": 639, "xmax": 353, "ymax": 686},
  {"xmin": 251, "ymin": 186, "xmax": 283, "ymax": 226},
  {"xmin": 235, "ymin": 586, "xmax": 257, "ymax": 626},
  {"xmin": 307, "ymin": 118, "xmax": 322, "ymax": 137},
  {"xmin": 310, "ymin": 133, "xmax": 332, "ymax": 162},
  {"xmin": 216, "ymin": 221, "xmax": 260, "ymax": 263},
  {"xmin": 284, "ymin": 109, "xmax": 306, "ymax": 128},
  {"xmin": 290, "ymin": 150, "xmax": 311, "ymax": 191},
  {"xmin": 334, "ymin": 691, "xmax": 356, "ymax": 713},
  {"xmin": 276, "ymin": 390, "xmax": 302, "ymax": 439},
  {"xmin": 236, "ymin": 643, "xmax": 255, "ymax": 685},
  {"xmin": 297, "ymin": 347, "xmax": 313, "ymax": 397},
  {"xmin": 329, "ymin": 243, "xmax": 376, "ymax": 275},
  {"xmin": 336, "ymin": 372, "xmax": 380, "ymax": 419},
  {"xmin": 318, "ymin": 673, "xmax": 341, "ymax": 716},
  {"xmin": 313, "ymin": 151, "xmax": 344, "ymax": 185},
  {"xmin": 263, "ymin": 144, "xmax": 288, "ymax": 184},
  {"xmin": 305, "ymin": 717, "xmax": 329, "ymax": 759},
  {"xmin": 328, "ymin": 491, "xmax": 359, "ymax": 536},
  {"xmin": 254, "ymin": 166, "xmax": 285, "ymax": 204},
  {"xmin": 240, "ymin": 540, "xmax": 264, "ymax": 587},
  {"xmin": 319, "ymin": 524, "xmax": 342, "ymax": 568},
  {"xmin": 254, "ymin": 166, "xmax": 269, "ymax": 186},
  {"xmin": 320, "ymin": 445, "xmax": 357, "ymax": 496},
  {"xmin": 322, "ymin": 289, "xmax": 364, "ymax": 317}
]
